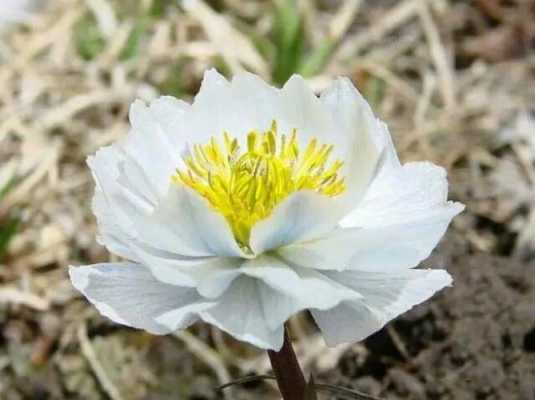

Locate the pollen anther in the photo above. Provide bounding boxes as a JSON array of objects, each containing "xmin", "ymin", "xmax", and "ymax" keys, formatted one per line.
[{"xmin": 172, "ymin": 121, "xmax": 346, "ymax": 248}]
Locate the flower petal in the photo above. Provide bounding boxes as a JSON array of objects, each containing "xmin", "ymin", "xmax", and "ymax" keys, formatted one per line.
[
  {"xmin": 278, "ymin": 75, "xmax": 333, "ymax": 146},
  {"xmin": 320, "ymin": 77, "xmax": 383, "ymax": 211},
  {"xmin": 124, "ymin": 97, "xmax": 189, "ymax": 197},
  {"xmin": 88, "ymin": 132, "xmax": 184, "ymax": 260},
  {"xmin": 336, "ymin": 162, "xmax": 463, "ymax": 270},
  {"xmin": 342, "ymin": 158, "xmax": 463, "ymax": 228},
  {"xmin": 92, "ymin": 188, "xmax": 140, "ymax": 261},
  {"xmin": 185, "ymin": 70, "xmax": 280, "ymax": 145},
  {"xmin": 230, "ymin": 72, "xmax": 281, "ymax": 129},
  {"xmin": 277, "ymin": 200, "xmax": 462, "ymax": 272},
  {"xmin": 249, "ymin": 78, "xmax": 386, "ymax": 254},
  {"xmin": 249, "ymin": 191, "xmax": 339, "ymax": 254},
  {"xmin": 195, "ymin": 266, "xmax": 243, "ymax": 299},
  {"xmin": 90, "ymin": 148, "xmax": 243, "ymax": 259},
  {"xmin": 132, "ymin": 185, "xmax": 245, "ymax": 258},
  {"xmin": 276, "ymin": 150, "xmax": 463, "ymax": 272},
  {"xmin": 192, "ymin": 69, "xmax": 231, "ymax": 109},
  {"xmin": 69, "ymin": 263, "xmax": 211, "ymax": 334},
  {"xmin": 130, "ymin": 245, "xmax": 242, "ymax": 289},
  {"xmin": 241, "ymin": 255, "xmax": 360, "ymax": 330},
  {"xmin": 88, "ymin": 146, "xmax": 151, "ymax": 260},
  {"xmin": 312, "ymin": 269, "xmax": 452, "ymax": 346},
  {"xmin": 170, "ymin": 186, "xmax": 245, "ymax": 256},
  {"xmin": 88, "ymin": 96, "xmax": 190, "ymax": 237},
  {"xmin": 199, "ymin": 276, "xmax": 285, "ymax": 350},
  {"xmin": 186, "ymin": 72, "xmax": 339, "ymax": 151},
  {"xmin": 193, "ymin": 254, "xmax": 359, "ymax": 332},
  {"xmin": 277, "ymin": 124, "xmax": 463, "ymax": 272}
]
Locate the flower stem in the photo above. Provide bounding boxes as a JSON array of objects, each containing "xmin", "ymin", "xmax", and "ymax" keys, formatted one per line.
[{"xmin": 267, "ymin": 327, "xmax": 307, "ymax": 400}]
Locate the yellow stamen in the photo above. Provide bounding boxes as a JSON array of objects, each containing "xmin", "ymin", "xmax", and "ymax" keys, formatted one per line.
[{"xmin": 172, "ymin": 121, "xmax": 346, "ymax": 249}]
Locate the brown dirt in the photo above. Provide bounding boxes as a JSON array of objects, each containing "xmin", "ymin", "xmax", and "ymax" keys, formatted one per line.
[{"xmin": 320, "ymin": 232, "xmax": 535, "ymax": 400}]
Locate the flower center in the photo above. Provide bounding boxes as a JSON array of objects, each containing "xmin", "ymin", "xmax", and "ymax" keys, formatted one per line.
[{"xmin": 172, "ymin": 121, "xmax": 346, "ymax": 248}]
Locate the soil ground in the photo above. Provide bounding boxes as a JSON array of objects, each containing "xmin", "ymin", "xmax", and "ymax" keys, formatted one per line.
[{"xmin": 321, "ymin": 231, "xmax": 535, "ymax": 400}]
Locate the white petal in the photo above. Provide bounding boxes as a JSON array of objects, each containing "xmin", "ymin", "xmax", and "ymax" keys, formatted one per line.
[
  {"xmin": 312, "ymin": 269, "xmax": 452, "ymax": 346},
  {"xmin": 89, "ymin": 152, "xmax": 170, "ymax": 261},
  {"xmin": 195, "ymin": 266, "xmax": 243, "ymax": 299},
  {"xmin": 192, "ymin": 71, "xmax": 331, "ymax": 145},
  {"xmin": 186, "ymin": 72, "xmax": 339, "ymax": 151},
  {"xmin": 271, "ymin": 128, "xmax": 462, "ymax": 273},
  {"xmin": 192, "ymin": 69, "xmax": 231, "ymax": 108},
  {"xmin": 227, "ymin": 72, "xmax": 281, "ymax": 133},
  {"xmin": 132, "ymin": 185, "xmax": 245, "ymax": 257},
  {"xmin": 90, "ymin": 147, "xmax": 243, "ymax": 259},
  {"xmin": 340, "ymin": 205, "xmax": 461, "ymax": 272},
  {"xmin": 276, "ymin": 229, "xmax": 355, "ymax": 271},
  {"xmin": 318, "ymin": 157, "xmax": 464, "ymax": 272},
  {"xmin": 249, "ymin": 191, "xmax": 339, "ymax": 254},
  {"xmin": 173, "ymin": 187, "xmax": 245, "ymax": 256},
  {"xmin": 124, "ymin": 97, "xmax": 189, "ymax": 197},
  {"xmin": 131, "ymin": 245, "xmax": 242, "ymax": 289},
  {"xmin": 130, "ymin": 245, "xmax": 246, "ymax": 295},
  {"xmin": 278, "ymin": 201, "xmax": 461, "ymax": 272},
  {"xmin": 242, "ymin": 255, "xmax": 360, "ymax": 330},
  {"xmin": 278, "ymin": 75, "xmax": 333, "ymax": 146},
  {"xmin": 342, "ymin": 159, "xmax": 463, "ymax": 228},
  {"xmin": 320, "ymin": 77, "xmax": 383, "ymax": 212},
  {"xmin": 127, "ymin": 185, "xmax": 209, "ymax": 257},
  {"xmin": 91, "ymin": 95, "xmax": 189, "ymax": 213},
  {"xmin": 186, "ymin": 70, "xmax": 267, "ymax": 144},
  {"xmin": 371, "ymin": 121, "xmax": 401, "ymax": 170},
  {"xmin": 69, "ymin": 263, "xmax": 211, "ymax": 335},
  {"xmin": 92, "ymin": 189, "xmax": 139, "ymax": 261},
  {"xmin": 199, "ymin": 276, "xmax": 285, "ymax": 350},
  {"xmin": 247, "ymin": 76, "xmax": 386, "ymax": 254},
  {"xmin": 249, "ymin": 78, "xmax": 385, "ymax": 254},
  {"xmin": 146, "ymin": 96, "xmax": 191, "ymax": 137},
  {"xmin": 88, "ymin": 146, "xmax": 153, "ymax": 259}
]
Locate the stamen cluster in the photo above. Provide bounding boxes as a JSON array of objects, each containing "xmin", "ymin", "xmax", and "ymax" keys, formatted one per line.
[{"xmin": 173, "ymin": 121, "xmax": 345, "ymax": 247}]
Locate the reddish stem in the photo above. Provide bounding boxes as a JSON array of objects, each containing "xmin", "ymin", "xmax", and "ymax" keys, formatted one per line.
[{"xmin": 267, "ymin": 327, "xmax": 307, "ymax": 400}]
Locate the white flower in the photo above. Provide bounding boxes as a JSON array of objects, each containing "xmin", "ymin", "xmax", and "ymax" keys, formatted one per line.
[{"xmin": 70, "ymin": 70, "xmax": 464, "ymax": 350}]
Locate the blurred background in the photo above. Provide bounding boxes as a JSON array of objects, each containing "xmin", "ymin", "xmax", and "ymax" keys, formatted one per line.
[{"xmin": 1, "ymin": 0, "xmax": 534, "ymax": 399}]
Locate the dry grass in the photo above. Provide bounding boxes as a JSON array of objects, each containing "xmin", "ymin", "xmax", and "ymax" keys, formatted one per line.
[{"xmin": 0, "ymin": 0, "xmax": 534, "ymax": 398}]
